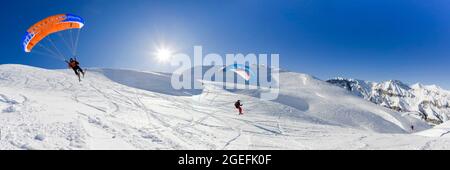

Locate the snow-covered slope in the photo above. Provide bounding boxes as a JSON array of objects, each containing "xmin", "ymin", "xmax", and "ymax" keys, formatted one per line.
[
  {"xmin": 327, "ymin": 78, "xmax": 450, "ymax": 125},
  {"xmin": 1, "ymin": 64, "xmax": 449, "ymax": 150},
  {"xmin": 416, "ymin": 121, "xmax": 450, "ymax": 138}
]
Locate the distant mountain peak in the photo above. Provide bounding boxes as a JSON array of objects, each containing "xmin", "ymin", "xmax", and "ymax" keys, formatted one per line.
[{"xmin": 327, "ymin": 77, "xmax": 450, "ymax": 125}]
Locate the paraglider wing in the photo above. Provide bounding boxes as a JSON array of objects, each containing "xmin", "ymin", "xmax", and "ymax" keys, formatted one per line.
[
  {"xmin": 22, "ymin": 14, "xmax": 84, "ymax": 53},
  {"xmin": 233, "ymin": 68, "xmax": 251, "ymax": 80},
  {"xmin": 222, "ymin": 64, "xmax": 255, "ymax": 81}
]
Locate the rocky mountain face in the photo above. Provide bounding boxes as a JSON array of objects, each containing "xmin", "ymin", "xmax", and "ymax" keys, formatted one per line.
[{"xmin": 327, "ymin": 78, "xmax": 450, "ymax": 125}]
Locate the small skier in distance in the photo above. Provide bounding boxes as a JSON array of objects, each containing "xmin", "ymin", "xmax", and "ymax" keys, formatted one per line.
[
  {"xmin": 235, "ymin": 100, "xmax": 243, "ymax": 115},
  {"xmin": 411, "ymin": 125, "xmax": 414, "ymax": 131},
  {"xmin": 65, "ymin": 57, "xmax": 85, "ymax": 82}
]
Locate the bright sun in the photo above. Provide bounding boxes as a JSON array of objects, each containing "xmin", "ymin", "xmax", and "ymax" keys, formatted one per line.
[{"xmin": 154, "ymin": 47, "xmax": 172, "ymax": 63}]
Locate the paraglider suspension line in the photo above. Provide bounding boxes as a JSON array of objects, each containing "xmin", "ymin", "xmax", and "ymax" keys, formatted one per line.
[
  {"xmin": 36, "ymin": 43, "xmax": 64, "ymax": 61},
  {"xmin": 46, "ymin": 36, "xmax": 66, "ymax": 61},
  {"xmin": 73, "ymin": 29, "xmax": 81, "ymax": 56},
  {"xmin": 57, "ymin": 32, "xmax": 74, "ymax": 56}
]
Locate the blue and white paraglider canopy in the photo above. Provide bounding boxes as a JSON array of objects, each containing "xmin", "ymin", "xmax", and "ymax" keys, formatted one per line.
[{"xmin": 222, "ymin": 64, "xmax": 256, "ymax": 81}]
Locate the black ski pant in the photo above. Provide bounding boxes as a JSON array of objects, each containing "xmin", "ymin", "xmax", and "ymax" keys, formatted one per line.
[{"xmin": 72, "ymin": 66, "xmax": 84, "ymax": 75}]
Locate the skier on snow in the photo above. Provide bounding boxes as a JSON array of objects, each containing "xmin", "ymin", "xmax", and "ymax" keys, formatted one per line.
[
  {"xmin": 65, "ymin": 57, "xmax": 85, "ymax": 82},
  {"xmin": 235, "ymin": 100, "xmax": 243, "ymax": 115}
]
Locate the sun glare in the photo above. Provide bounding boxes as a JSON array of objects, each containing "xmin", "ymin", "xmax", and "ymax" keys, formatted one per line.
[{"xmin": 154, "ymin": 47, "xmax": 172, "ymax": 63}]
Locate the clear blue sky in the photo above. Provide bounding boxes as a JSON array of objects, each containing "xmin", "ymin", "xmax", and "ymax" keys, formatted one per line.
[{"xmin": 1, "ymin": 0, "xmax": 449, "ymax": 88}]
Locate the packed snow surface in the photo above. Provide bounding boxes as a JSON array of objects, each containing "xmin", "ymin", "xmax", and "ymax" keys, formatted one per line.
[{"xmin": 0, "ymin": 64, "xmax": 449, "ymax": 150}]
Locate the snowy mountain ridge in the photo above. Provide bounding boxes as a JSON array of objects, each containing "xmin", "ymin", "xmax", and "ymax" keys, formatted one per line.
[{"xmin": 327, "ymin": 78, "xmax": 450, "ymax": 125}]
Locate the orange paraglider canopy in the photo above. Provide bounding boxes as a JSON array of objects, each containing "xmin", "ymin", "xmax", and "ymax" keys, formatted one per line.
[{"xmin": 23, "ymin": 14, "xmax": 84, "ymax": 53}]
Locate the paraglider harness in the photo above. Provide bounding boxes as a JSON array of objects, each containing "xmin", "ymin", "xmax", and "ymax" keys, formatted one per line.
[
  {"xmin": 65, "ymin": 57, "xmax": 84, "ymax": 78},
  {"xmin": 234, "ymin": 101, "xmax": 242, "ymax": 109},
  {"xmin": 235, "ymin": 100, "xmax": 243, "ymax": 115}
]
